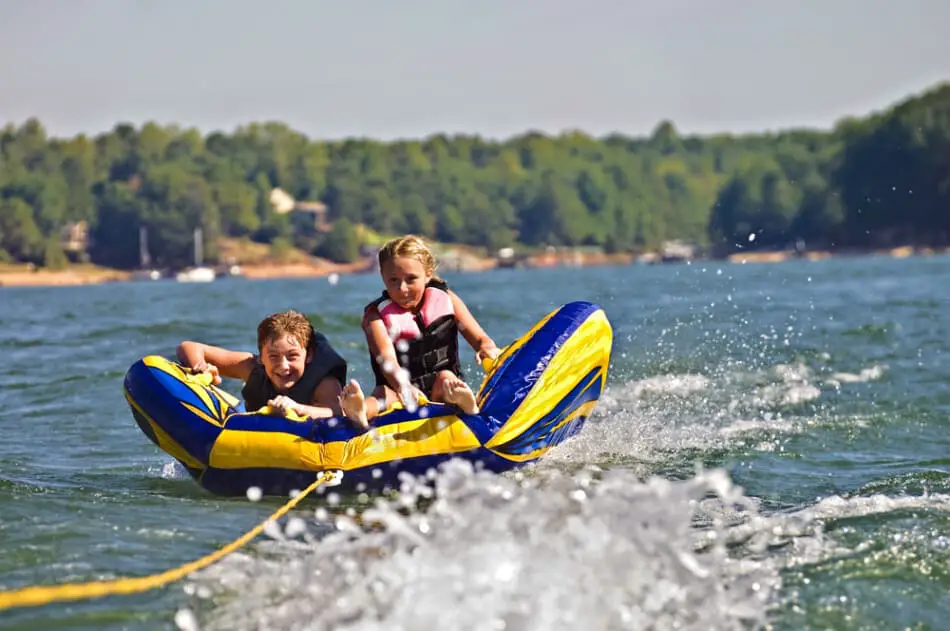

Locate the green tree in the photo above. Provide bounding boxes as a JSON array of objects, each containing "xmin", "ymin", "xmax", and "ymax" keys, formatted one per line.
[
  {"xmin": 316, "ymin": 218, "xmax": 361, "ymax": 263},
  {"xmin": 89, "ymin": 182, "xmax": 145, "ymax": 268},
  {"xmin": 42, "ymin": 236, "xmax": 68, "ymax": 269},
  {"xmin": 0, "ymin": 197, "xmax": 44, "ymax": 263}
]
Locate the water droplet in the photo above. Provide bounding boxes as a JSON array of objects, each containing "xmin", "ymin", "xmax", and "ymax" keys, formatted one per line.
[
  {"xmin": 262, "ymin": 519, "xmax": 282, "ymax": 540},
  {"xmin": 285, "ymin": 517, "xmax": 307, "ymax": 538},
  {"xmin": 174, "ymin": 608, "xmax": 200, "ymax": 631}
]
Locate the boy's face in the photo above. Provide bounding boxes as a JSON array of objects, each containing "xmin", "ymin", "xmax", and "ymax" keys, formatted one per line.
[
  {"xmin": 261, "ymin": 335, "xmax": 311, "ymax": 392},
  {"xmin": 382, "ymin": 256, "xmax": 430, "ymax": 310}
]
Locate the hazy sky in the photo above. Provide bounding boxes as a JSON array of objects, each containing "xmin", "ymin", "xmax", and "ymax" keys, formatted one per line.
[{"xmin": 1, "ymin": 0, "xmax": 947, "ymax": 141}]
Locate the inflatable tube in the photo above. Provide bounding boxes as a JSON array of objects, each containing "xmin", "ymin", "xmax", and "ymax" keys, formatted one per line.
[{"xmin": 123, "ymin": 301, "xmax": 612, "ymax": 496}]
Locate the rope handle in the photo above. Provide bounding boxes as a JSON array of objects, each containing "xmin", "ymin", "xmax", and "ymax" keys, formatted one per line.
[{"xmin": 185, "ymin": 366, "xmax": 310, "ymax": 422}]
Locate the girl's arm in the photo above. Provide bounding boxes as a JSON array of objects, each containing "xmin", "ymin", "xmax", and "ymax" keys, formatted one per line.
[
  {"xmin": 364, "ymin": 310, "xmax": 406, "ymax": 392},
  {"xmin": 176, "ymin": 341, "xmax": 257, "ymax": 382},
  {"xmin": 449, "ymin": 291, "xmax": 499, "ymax": 361}
]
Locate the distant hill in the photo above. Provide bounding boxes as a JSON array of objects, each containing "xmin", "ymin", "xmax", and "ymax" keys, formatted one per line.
[{"xmin": 1, "ymin": 81, "xmax": 947, "ymax": 269}]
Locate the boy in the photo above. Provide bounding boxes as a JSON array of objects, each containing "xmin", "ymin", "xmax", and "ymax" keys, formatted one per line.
[{"xmin": 177, "ymin": 309, "xmax": 350, "ymax": 422}]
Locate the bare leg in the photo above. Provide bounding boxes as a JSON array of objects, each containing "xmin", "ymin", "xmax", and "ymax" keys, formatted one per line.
[
  {"xmin": 339, "ymin": 379, "xmax": 377, "ymax": 431},
  {"xmin": 432, "ymin": 371, "xmax": 479, "ymax": 414},
  {"xmin": 373, "ymin": 385, "xmax": 399, "ymax": 411}
]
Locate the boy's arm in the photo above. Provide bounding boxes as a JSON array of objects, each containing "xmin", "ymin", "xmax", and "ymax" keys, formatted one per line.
[
  {"xmin": 306, "ymin": 376, "xmax": 345, "ymax": 418},
  {"xmin": 268, "ymin": 377, "xmax": 343, "ymax": 420},
  {"xmin": 176, "ymin": 341, "xmax": 256, "ymax": 382}
]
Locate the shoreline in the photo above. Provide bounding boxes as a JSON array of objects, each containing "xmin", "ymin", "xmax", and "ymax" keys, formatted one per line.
[
  {"xmin": 0, "ymin": 265, "xmax": 133, "ymax": 287},
  {"xmin": 0, "ymin": 246, "xmax": 945, "ymax": 288}
]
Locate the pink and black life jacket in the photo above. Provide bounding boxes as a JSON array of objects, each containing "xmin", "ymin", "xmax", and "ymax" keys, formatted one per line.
[{"xmin": 363, "ymin": 278, "xmax": 462, "ymax": 395}]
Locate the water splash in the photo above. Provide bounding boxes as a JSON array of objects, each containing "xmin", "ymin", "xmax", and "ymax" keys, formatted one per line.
[
  {"xmin": 185, "ymin": 461, "xmax": 776, "ymax": 631},
  {"xmin": 545, "ymin": 360, "xmax": 830, "ymax": 471},
  {"xmin": 159, "ymin": 461, "xmax": 190, "ymax": 480}
]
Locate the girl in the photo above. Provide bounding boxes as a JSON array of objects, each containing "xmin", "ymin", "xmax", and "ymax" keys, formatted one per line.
[{"xmin": 340, "ymin": 235, "xmax": 500, "ymax": 429}]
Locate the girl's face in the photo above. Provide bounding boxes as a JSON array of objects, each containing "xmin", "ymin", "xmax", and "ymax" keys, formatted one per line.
[
  {"xmin": 260, "ymin": 334, "xmax": 311, "ymax": 392},
  {"xmin": 381, "ymin": 255, "xmax": 430, "ymax": 310}
]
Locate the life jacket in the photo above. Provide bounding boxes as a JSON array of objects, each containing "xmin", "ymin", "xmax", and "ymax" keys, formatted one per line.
[
  {"xmin": 364, "ymin": 278, "xmax": 462, "ymax": 395},
  {"xmin": 241, "ymin": 331, "xmax": 347, "ymax": 411}
]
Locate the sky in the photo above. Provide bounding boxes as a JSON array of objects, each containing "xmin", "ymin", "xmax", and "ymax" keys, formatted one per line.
[{"xmin": 1, "ymin": 0, "xmax": 948, "ymax": 141}]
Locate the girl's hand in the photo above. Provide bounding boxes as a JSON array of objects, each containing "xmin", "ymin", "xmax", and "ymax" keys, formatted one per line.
[
  {"xmin": 475, "ymin": 345, "xmax": 501, "ymax": 368},
  {"xmin": 398, "ymin": 385, "xmax": 426, "ymax": 409}
]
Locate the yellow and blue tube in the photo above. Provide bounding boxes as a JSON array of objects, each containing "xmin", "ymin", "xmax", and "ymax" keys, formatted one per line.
[{"xmin": 123, "ymin": 300, "xmax": 613, "ymax": 496}]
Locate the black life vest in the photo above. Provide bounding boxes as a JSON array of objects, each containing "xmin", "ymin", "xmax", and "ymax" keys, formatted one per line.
[
  {"xmin": 364, "ymin": 278, "xmax": 462, "ymax": 396},
  {"xmin": 241, "ymin": 331, "xmax": 347, "ymax": 411}
]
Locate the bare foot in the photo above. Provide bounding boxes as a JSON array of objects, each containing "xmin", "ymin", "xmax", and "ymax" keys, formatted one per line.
[
  {"xmin": 339, "ymin": 379, "xmax": 369, "ymax": 431},
  {"xmin": 443, "ymin": 378, "xmax": 479, "ymax": 415}
]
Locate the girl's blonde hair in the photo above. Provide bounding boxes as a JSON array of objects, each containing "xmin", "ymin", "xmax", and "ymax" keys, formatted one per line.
[{"xmin": 377, "ymin": 234, "xmax": 442, "ymax": 281}]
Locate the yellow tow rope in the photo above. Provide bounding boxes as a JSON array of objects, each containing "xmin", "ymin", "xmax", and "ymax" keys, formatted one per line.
[{"xmin": 0, "ymin": 471, "xmax": 337, "ymax": 612}]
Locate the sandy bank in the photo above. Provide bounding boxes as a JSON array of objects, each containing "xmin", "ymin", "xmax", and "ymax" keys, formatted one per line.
[
  {"xmin": 0, "ymin": 265, "xmax": 131, "ymax": 287},
  {"xmin": 239, "ymin": 260, "xmax": 373, "ymax": 280}
]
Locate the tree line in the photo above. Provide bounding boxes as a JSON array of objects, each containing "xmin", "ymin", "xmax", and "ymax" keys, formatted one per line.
[{"xmin": 1, "ymin": 82, "xmax": 947, "ymax": 269}]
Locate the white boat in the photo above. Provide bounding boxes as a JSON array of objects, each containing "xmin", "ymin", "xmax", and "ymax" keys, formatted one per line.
[
  {"xmin": 175, "ymin": 266, "xmax": 216, "ymax": 283},
  {"xmin": 175, "ymin": 227, "xmax": 216, "ymax": 283}
]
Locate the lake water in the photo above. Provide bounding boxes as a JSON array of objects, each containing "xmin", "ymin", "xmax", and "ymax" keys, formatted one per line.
[{"xmin": 1, "ymin": 254, "xmax": 948, "ymax": 630}]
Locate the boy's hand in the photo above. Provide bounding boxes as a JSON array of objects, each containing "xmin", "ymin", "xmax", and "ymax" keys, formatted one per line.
[
  {"xmin": 268, "ymin": 395, "xmax": 304, "ymax": 417},
  {"xmin": 191, "ymin": 360, "xmax": 221, "ymax": 385}
]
